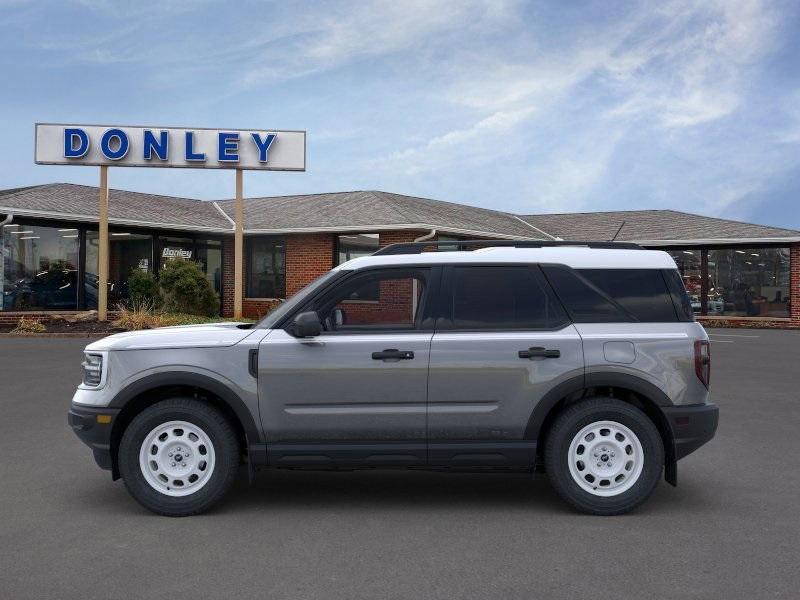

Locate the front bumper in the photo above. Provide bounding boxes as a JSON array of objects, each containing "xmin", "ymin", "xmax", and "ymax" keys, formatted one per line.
[
  {"xmin": 68, "ymin": 404, "xmax": 121, "ymax": 471},
  {"xmin": 663, "ymin": 403, "xmax": 719, "ymax": 460}
]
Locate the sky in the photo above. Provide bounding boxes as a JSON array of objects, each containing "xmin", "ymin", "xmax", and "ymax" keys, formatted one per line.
[{"xmin": 1, "ymin": 0, "xmax": 799, "ymax": 228}]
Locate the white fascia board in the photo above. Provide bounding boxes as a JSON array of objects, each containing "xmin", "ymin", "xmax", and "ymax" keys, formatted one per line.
[{"xmin": 0, "ymin": 206, "xmax": 231, "ymax": 233}]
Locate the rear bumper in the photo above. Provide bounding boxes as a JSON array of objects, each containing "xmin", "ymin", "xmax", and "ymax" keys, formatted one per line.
[
  {"xmin": 68, "ymin": 405, "xmax": 121, "ymax": 471},
  {"xmin": 663, "ymin": 403, "xmax": 719, "ymax": 460}
]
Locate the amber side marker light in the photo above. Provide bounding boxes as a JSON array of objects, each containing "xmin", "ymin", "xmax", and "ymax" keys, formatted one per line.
[{"xmin": 96, "ymin": 415, "xmax": 112, "ymax": 424}]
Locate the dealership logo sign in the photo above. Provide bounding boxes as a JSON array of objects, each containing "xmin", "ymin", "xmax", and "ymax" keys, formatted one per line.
[
  {"xmin": 162, "ymin": 247, "xmax": 193, "ymax": 260},
  {"xmin": 35, "ymin": 123, "xmax": 306, "ymax": 171}
]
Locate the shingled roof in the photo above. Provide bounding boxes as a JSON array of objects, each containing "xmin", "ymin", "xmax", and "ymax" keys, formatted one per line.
[
  {"xmin": 215, "ymin": 190, "xmax": 545, "ymax": 239},
  {"xmin": 519, "ymin": 210, "xmax": 800, "ymax": 244},
  {"xmin": 0, "ymin": 183, "xmax": 231, "ymax": 232},
  {"xmin": 1, "ymin": 183, "xmax": 798, "ymax": 243}
]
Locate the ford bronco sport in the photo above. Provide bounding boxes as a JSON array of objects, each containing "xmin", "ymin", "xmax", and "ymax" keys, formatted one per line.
[{"xmin": 69, "ymin": 240, "xmax": 718, "ymax": 516}]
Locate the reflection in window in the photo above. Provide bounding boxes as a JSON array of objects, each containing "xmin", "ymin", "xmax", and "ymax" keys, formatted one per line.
[
  {"xmin": 85, "ymin": 230, "xmax": 153, "ymax": 308},
  {"xmin": 337, "ymin": 233, "xmax": 379, "ymax": 265},
  {"xmin": 321, "ymin": 273, "xmax": 426, "ymax": 330},
  {"xmin": 707, "ymin": 248, "xmax": 790, "ymax": 318},
  {"xmin": 2, "ymin": 224, "xmax": 80, "ymax": 310},
  {"xmin": 246, "ymin": 237, "xmax": 285, "ymax": 298},
  {"xmin": 196, "ymin": 240, "xmax": 223, "ymax": 295}
]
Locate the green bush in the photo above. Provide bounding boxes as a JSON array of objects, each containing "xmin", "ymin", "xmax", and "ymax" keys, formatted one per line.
[
  {"xmin": 158, "ymin": 259, "xmax": 220, "ymax": 317},
  {"xmin": 127, "ymin": 269, "xmax": 162, "ymax": 308}
]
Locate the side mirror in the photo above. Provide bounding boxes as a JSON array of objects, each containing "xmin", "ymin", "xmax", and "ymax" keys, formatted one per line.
[{"xmin": 291, "ymin": 311, "xmax": 322, "ymax": 338}]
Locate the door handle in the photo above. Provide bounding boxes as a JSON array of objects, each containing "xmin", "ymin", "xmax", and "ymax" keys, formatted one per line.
[
  {"xmin": 518, "ymin": 347, "xmax": 560, "ymax": 359},
  {"xmin": 372, "ymin": 349, "xmax": 415, "ymax": 360}
]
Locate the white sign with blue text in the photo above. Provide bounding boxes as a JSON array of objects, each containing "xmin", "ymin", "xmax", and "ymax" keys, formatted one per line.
[{"xmin": 34, "ymin": 123, "xmax": 306, "ymax": 171}]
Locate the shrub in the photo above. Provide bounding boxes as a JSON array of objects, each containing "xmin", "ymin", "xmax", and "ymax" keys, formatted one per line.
[
  {"xmin": 158, "ymin": 259, "xmax": 220, "ymax": 317},
  {"xmin": 11, "ymin": 316, "xmax": 46, "ymax": 334},
  {"xmin": 113, "ymin": 303, "xmax": 176, "ymax": 330},
  {"xmin": 127, "ymin": 269, "xmax": 162, "ymax": 308}
]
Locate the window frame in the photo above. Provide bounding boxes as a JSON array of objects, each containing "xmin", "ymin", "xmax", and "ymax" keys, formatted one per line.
[{"xmin": 435, "ymin": 264, "xmax": 571, "ymax": 332}]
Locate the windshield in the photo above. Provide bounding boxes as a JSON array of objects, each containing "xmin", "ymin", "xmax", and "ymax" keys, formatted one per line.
[{"xmin": 256, "ymin": 269, "xmax": 345, "ymax": 329}]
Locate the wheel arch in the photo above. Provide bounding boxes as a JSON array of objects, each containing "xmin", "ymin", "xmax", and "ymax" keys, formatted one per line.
[
  {"xmin": 107, "ymin": 372, "xmax": 261, "ymax": 480},
  {"xmin": 526, "ymin": 373, "xmax": 677, "ymax": 486}
]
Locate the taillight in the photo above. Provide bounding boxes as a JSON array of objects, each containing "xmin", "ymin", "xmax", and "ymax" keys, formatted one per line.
[{"xmin": 694, "ymin": 340, "xmax": 710, "ymax": 388}]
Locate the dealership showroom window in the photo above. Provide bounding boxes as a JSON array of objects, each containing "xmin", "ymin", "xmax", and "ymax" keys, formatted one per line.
[
  {"xmin": 665, "ymin": 246, "xmax": 791, "ymax": 318},
  {"xmin": 1, "ymin": 223, "xmax": 224, "ymax": 312}
]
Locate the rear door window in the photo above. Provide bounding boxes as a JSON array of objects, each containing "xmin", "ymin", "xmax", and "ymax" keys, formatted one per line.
[
  {"xmin": 662, "ymin": 269, "xmax": 694, "ymax": 322},
  {"xmin": 443, "ymin": 266, "xmax": 568, "ymax": 330}
]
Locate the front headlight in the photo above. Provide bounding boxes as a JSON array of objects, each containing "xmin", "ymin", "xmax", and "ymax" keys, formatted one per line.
[{"xmin": 82, "ymin": 353, "xmax": 105, "ymax": 387}]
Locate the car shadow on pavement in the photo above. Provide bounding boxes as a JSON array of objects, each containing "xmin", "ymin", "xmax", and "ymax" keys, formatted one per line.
[{"xmin": 66, "ymin": 466, "xmax": 717, "ymax": 517}]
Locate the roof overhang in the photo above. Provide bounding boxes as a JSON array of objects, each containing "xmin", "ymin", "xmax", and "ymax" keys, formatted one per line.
[{"xmin": 0, "ymin": 209, "xmax": 541, "ymax": 240}]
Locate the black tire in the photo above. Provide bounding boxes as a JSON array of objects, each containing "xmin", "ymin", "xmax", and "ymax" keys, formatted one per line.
[
  {"xmin": 118, "ymin": 398, "xmax": 240, "ymax": 517},
  {"xmin": 544, "ymin": 397, "xmax": 664, "ymax": 515}
]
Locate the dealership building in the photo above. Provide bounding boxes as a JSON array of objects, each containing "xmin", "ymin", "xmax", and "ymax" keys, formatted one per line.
[{"xmin": 1, "ymin": 182, "xmax": 799, "ymax": 328}]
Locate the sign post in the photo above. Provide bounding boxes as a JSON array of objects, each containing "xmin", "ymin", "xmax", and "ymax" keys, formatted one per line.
[
  {"xmin": 234, "ymin": 169, "xmax": 244, "ymax": 319},
  {"xmin": 35, "ymin": 123, "xmax": 306, "ymax": 320},
  {"xmin": 98, "ymin": 166, "xmax": 109, "ymax": 321}
]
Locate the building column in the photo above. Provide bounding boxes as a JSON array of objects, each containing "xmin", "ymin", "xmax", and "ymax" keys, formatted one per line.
[
  {"xmin": 97, "ymin": 166, "xmax": 109, "ymax": 321},
  {"xmin": 233, "ymin": 169, "xmax": 244, "ymax": 320},
  {"xmin": 791, "ymin": 243, "xmax": 800, "ymax": 325}
]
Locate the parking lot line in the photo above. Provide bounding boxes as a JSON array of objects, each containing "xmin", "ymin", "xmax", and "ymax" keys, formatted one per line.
[{"xmin": 707, "ymin": 333, "xmax": 760, "ymax": 338}]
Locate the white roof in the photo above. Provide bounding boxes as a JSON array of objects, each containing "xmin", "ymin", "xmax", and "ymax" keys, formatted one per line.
[{"xmin": 335, "ymin": 246, "xmax": 678, "ymax": 271}]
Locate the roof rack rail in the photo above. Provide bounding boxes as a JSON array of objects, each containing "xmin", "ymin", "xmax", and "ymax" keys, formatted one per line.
[{"xmin": 373, "ymin": 239, "xmax": 644, "ymax": 256}]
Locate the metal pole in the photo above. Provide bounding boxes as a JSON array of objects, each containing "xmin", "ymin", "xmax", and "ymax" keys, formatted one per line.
[
  {"xmin": 98, "ymin": 166, "xmax": 109, "ymax": 321},
  {"xmin": 234, "ymin": 169, "xmax": 244, "ymax": 320}
]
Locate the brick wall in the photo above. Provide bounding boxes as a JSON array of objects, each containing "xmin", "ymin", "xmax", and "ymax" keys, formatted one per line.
[
  {"xmin": 241, "ymin": 298, "xmax": 283, "ymax": 320},
  {"xmin": 285, "ymin": 233, "xmax": 336, "ymax": 296},
  {"xmin": 221, "ymin": 237, "xmax": 235, "ymax": 317}
]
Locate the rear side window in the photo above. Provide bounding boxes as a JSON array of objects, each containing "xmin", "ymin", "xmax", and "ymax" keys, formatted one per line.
[
  {"xmin": 577, "ymin": 269, "xmax": 678, "ymax": 322},
  {"xmin": 541, "ymin": 266, "xmax": 628, "ymax": 323},
  {"xmin": 445, "ymin": 266, "xmax": 568, "ymax": 330}
]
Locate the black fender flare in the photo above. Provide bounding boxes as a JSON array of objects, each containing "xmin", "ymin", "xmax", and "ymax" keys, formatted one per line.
[
  {"xmin": 524, "ymin": 371, "xmax": 677, "ymax": 485},
  {"xmin": 108, "ymin": 371, "xmax": 262, "ymax": 444}
]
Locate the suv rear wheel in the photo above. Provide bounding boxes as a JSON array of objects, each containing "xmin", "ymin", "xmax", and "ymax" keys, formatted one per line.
[
  {"xmin": 544, "ymin": 397, "xmax": 664, "ymax": 515},
  {"xmin": 118, "ymin": 398, "xmax": 239, "ymax": 516}
]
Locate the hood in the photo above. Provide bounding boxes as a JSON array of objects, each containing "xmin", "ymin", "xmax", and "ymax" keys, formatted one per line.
[{"xmin": 86, "ymin": 322, "xmax": 256, "ymax": 351}]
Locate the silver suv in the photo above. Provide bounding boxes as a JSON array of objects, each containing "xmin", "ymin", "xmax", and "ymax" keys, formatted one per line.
[{"xmin": 68, "ymin": 240, "xmax": 718, "ymax": 516}]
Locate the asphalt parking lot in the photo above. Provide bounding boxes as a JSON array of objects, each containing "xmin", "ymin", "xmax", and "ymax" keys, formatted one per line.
[{"xmin": 1, "ymin": 328, "xmax": 799, "ymax": 599}]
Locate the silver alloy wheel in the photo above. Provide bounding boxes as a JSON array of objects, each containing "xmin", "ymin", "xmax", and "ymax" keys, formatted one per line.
[
  {"xmin": 567, "ymin": 420, "xmax": 644, "ymax": 497},
  {"xmin": 138, "ymin": 420, "xmax": 216, "ymax": 497}
]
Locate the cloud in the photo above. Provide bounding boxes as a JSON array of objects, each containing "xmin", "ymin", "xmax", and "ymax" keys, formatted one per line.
[
  {"xmin": 377, "ymin": 106, "xmax": 536, "ymax": 175},
  {"xmin": 237, "ymin": 0, "xmax": 520, "ymax": 88}
]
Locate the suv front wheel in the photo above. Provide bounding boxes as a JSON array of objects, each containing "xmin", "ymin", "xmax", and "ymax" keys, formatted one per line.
[
  {"xmin": 118, "ymin": 398, "xmax": 240, "ymax": 516},
  {"xmin": 545, "ymin": 397, "xmax": 664, "ymax": 515}
]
